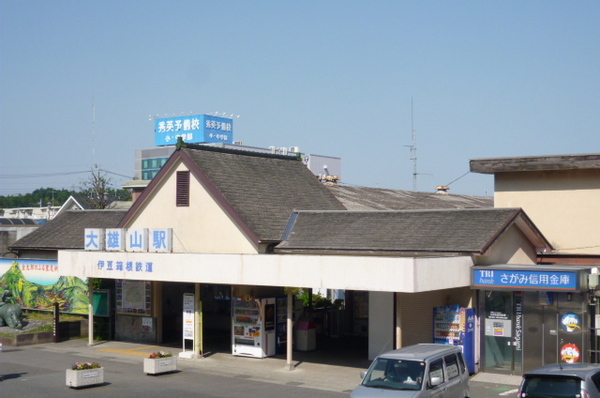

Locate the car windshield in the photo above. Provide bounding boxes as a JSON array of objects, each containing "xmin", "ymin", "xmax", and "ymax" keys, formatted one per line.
[
  {"xmin": 361, "ymin": 358, "xmax": 425, "ymax": 391},
  {"xmin": 521, "ymin": 375, "xmax": 582, "ymax": 397}
]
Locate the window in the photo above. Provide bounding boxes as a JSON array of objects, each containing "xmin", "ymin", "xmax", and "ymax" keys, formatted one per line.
[
  {"xmin": 428, "ymin": 358, "xmax": 445, "ymax": 387},
  {"xmin": 176, "ymin": 171, "xmax": 190, "ymax": 207},
  {"xmin": 592, "ymin": 372, "xmax": 600, "ymax": 391},
  {"xmin": 444, "ymin": 354, "xmax": 460, "ymax": 380},
  {"xmin": 456, "ymin": 352, "xmax": 466, "ymax": 374}
]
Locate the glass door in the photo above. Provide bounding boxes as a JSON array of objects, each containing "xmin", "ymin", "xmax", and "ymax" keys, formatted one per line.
[{"xmin": 482, "ymin": 291, "xmax": 522, "ymax": 373}]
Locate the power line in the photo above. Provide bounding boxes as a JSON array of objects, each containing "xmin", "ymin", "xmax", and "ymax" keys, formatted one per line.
[
  {"xmin": 0, "ymin": 171, "xmax": 90, "ymax": 179},
  {"xmin": 0, "ymin": 169, "xmax": 132, "ymax": 180}
]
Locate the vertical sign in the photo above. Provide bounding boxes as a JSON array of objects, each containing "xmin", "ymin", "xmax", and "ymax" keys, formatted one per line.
[{"xmin": 183, "ymin": 293, "xmax": 195, "ymax": 342}]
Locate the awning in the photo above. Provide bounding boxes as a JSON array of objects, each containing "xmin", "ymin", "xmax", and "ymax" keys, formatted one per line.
[{"xmin": 59, "ymin": 250, "xmax": 474, "ymax": 293}]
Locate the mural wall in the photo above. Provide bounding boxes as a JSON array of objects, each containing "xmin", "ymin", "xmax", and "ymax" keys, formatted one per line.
[{"xmin": 0, "ymin": 259, "xmax": 88, "ymax": 314}]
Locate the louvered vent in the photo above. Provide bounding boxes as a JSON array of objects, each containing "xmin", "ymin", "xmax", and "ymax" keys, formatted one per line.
[{"xmin": 176, "ymin": 171, "xmax": 190, "ymax": 207}]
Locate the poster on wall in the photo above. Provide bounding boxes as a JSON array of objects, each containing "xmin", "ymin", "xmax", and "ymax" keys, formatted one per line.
[
  {"xmin": 0, "ymin": 259, "xmax": 88, "ymax": 314},
  {"xmin": 116, "ymin": 280, "xmax": 151, "ymax": 315}
]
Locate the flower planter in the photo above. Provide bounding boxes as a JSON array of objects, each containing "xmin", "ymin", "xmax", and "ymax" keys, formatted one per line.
[
  {"xmin": 65, "ymin": 367, "xmax": 104, "ymax": 388},
  {"xmin": 144, "ymin": 357, "xmax": 177, "ymax": 375}
]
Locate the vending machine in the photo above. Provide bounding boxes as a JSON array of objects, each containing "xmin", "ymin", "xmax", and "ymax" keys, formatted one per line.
[
  {"xmin": 275, "ymin": 296, "xmax": 287, "ymax": 354},
  {"xmin": 433, "ymin": 305, "xmax": 476, "ymax": 373},
  {"xmin": 232, "ymin": 297, "xmax": 276, "ymax": 358}
]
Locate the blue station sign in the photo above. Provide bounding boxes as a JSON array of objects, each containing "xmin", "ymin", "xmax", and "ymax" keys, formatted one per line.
[
  {"xmin": 472, "ymin": 267, "xmax": 584, "ymax": 291},
  {"xmin": 154, "ymin": 114, "xmax": 233, "ymax": 146}
]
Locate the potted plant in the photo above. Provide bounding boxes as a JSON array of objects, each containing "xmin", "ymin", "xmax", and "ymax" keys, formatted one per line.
[
  {"xmin": 66, "ymin": 362, "xmax": 104, "ymax": 388},
  {"xmin": 143, "ymin": 351, "xmax": 177, "ymax": 375}
]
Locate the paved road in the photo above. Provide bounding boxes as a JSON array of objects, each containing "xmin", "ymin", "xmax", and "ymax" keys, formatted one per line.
[{"xmin": 0, "ymin": 340, "xmax": 520, "ymax": 397}]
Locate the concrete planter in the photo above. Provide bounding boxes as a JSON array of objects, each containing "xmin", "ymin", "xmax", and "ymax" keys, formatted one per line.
[
  {"xmin": 144, "ymin": 357, "xmax": 177, "ymax": 375},
  {"xmin": 66, "ymin": 367, "xmax": 104, "ymax": 388}
]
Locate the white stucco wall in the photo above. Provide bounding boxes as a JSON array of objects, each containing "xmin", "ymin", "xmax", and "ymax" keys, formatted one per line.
[
  {"xmin": 494, "ymin": 170, "xmax": 600, "ymax": 255},
  {"xmin": 475, "ymin": 224, "xmax": 538, "ymax": 266},
  {"xmin": 126, "ymin": 162, "xmax": 258, "ymax": 254},
  {"xmin": 368, "ymin": 291, "xmax": 394, "ymax": 359}
]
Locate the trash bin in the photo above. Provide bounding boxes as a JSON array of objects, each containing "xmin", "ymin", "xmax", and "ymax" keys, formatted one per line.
[{"xmin": 296, "ymin": 320, "xmax": 316, "ymax": 351}]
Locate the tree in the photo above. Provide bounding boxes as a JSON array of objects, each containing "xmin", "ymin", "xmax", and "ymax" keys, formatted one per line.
[{"xmin": 78, "ymin": 168, "xmax": 114, "ymax": 209}]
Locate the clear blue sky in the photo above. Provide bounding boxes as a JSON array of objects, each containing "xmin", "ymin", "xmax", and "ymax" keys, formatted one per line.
[{"xmin": 1, "ymin": 1, "xmax": 599, "ymax": 198}]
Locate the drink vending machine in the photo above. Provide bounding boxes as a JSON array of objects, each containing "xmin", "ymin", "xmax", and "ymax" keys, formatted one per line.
[
  {"xmin": 275, "ymin": 296, "xmax": 287, "ymax": 354},
  {"xmin": 232, "ymin": 297, "xmax": 276, "ymax": 358},
  {"xmin": 433, "ymin": 305, "xmax": 476, "ymax": 373}
]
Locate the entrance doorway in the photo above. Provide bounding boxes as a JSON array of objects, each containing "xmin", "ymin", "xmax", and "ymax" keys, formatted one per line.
[
  {"xmin": 482, "ymin": 290, "xmax": 589, "ymax": 374},
  {"xmin": 483, "ymin": 291, "xmax": 521, "ymax": 373}
]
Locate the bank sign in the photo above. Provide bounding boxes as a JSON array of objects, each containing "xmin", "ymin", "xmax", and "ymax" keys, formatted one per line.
[
  {"xmin": 472, "ymin": 268, "xmax": 581, "ymax": 291},
  {"xmin": 154, "ymin": 114, "xmax": 233, "ymax": 146}
]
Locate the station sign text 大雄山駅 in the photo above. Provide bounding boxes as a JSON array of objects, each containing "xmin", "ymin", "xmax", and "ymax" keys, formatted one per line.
[{"xmin": 154, "ymin": 114, "xmax": 233, "ymax": 146}]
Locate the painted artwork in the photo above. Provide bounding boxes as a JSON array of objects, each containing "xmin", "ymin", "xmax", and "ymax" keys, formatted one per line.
[{"xmin": 0, "ymin": 259, "xmax": 89, "ymax": 314}]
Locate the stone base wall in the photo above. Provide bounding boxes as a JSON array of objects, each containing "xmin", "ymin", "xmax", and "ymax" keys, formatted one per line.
[
  {"xmin": 115, "ymin": 315, "xmax": 157, "ymax": 344},
  {"xmin": 0, "ymin": 320, "xmax": 88, "ymax": 347}
]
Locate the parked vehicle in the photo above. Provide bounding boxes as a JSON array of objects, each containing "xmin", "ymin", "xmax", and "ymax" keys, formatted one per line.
[
  {"xmin": 518, "ymin": 363, "xmax": 600, "ymax": 398},
  {"xmin": 351, "ymin": 343, "xmax": 470, "ymax": 398}
]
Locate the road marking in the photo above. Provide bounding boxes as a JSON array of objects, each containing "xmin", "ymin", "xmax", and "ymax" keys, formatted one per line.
[
  {"xmin": 500, "ymin": 388, "xmax": 518, "ymax": 395},
  {"xmin": 97, "ymin": 345, "xmax": 161, "ymax": 357}
]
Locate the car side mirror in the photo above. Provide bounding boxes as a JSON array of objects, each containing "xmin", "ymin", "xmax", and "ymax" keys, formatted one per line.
[
  {"xmin": 360, "ymin": 370, "xmax": 367, "ymax": 379},
  {"xmin": 430, "ymin": 376, "xmax": 443, "ymax": 387}
]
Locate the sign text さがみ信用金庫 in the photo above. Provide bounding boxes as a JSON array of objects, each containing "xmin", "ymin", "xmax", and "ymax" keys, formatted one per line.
[{"xmin": 473, "ymin": 269, "xmax": 579, "ymax": 290}]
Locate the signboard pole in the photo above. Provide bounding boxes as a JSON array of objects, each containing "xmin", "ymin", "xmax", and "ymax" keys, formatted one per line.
[
  {"xmin": 53, "ymin": 302, "xmax": 60, "ymax": 343},
  {"xmin": 182, "ymin": 293, "xmax": 195, "ymax": 357},
  {"xmin": 195, "ymin": 284, "xmax": 203, "ymax": 357}
]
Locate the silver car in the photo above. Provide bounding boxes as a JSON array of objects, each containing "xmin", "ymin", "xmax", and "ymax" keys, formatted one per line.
[
  {"xmin": 518, "ymin": 363, "xmax": 600, "ymax": 398},
  {"xmin": 351, "ymin": 344, "xmax": 470, "ymax": 398}
]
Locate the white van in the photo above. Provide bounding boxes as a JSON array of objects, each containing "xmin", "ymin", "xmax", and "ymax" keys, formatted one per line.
[{"xmin": 351, "ymin": 343, "xmax": 470, "ymax": 398}]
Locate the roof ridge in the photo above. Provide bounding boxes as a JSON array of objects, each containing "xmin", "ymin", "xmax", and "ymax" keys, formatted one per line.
[
  {"xmin": 293, "ymin": 207, "xmax": 518, "ymax": 214},
  {"xmin": 180, "ymin": 142, "xmax": 302, "ymax": 161}
]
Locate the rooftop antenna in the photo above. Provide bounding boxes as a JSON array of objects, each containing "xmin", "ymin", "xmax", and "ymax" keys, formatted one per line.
[
  {"xmin": 404, "ymin": 98, "xmax": 418, "ymax": 191},
  {"xmin": 92, "ymin": 96, "xmax": 96, "ymax": 168}
]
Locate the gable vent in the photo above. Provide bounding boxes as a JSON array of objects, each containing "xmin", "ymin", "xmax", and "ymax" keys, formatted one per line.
[{"xmin": 176, "ymin": 171, "xmax": 190, "ymax": 207}]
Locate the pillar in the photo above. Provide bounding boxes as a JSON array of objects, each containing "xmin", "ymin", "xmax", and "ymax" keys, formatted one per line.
[
  {"xmin": 286, "ymin": 291, "xmax": 294, "ymax": 370},
  {"xmin": 88, "ymin": 277, "xmax": 94, "ymax": 346}
]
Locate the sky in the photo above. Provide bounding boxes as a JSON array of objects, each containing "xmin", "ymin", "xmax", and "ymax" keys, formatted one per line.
[{"xmin": 1, "ymin": 1, "xmax": 599, "ymax": 199}]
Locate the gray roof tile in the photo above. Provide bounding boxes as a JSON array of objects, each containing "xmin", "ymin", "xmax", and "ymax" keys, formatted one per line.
[
  {"xmin": 275, "ymin": 208, "xmax": 524, "ymax": 254},
  {"xmin": 180, "ymin": 145, "xmax": 346, "ymax": 242},
  {"xmin": 10, "ymin": 210, "xmax": 127, "ymax": 250},
  {"xmin": 327, "ymin": 185, "xmax": 493, "ymax": 210}
]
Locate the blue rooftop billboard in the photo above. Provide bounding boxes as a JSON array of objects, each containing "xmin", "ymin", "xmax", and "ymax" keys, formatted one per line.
[{"xmin": 154, "ymin": 114, "xmax": 233, "ymax": 146}]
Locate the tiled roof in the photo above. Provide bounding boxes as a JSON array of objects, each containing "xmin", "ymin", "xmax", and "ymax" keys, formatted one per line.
[
  {"xmin": 275, "ymin": 208, "xmax": 530, "ymax": 255},
  {"xmin": 180, "ymin": 145, "xmax": 346, "ymax": 242},
  {"xmin": 327, "ymin": 185, "xmax": 493, "ymax": 210},
  {"xmin": 9, "ymin": 210, "xmax": 127, "ymax": 250}
]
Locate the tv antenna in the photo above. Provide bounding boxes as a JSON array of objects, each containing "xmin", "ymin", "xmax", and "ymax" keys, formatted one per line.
[
  {"xmin": 403, "ymin": 98, "xmax": 430, "ymax": 191},
  {"xmin": 404, "ymin": 98, "xmax": 419, "ymax": 190},
  {"xmin": 92, "ymin": 96, "xmax": 96, "ymax": 168}
]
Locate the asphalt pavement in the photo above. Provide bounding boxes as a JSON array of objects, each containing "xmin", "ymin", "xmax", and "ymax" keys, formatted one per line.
[{"xmin": 0, "ymin": 338, "xmax": 522, "ymax": 397}]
